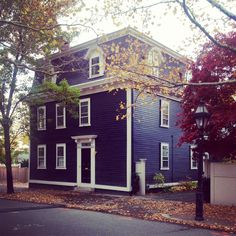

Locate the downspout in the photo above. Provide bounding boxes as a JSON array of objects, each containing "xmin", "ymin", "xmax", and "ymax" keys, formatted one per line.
[
  {"xmin": 171, "ymin": 135, "xmax": 174, "ymax": 182},
  {"xmin": 131, "ymin": 89, "xmax": 135, "ymax": 194}
]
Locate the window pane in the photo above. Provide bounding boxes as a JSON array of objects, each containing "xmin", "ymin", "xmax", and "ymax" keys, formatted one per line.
[
  {"xmin": 38, "ymin": 157, "xmax": 45, "ymax": 167},
  {"xmin": 91, "ymin": 57, "xmax": 99, "ymax": 64},
  {"xmin": 57, "ymin": 156, "xmax": 64, "ymax": 167},
  {"xmin": 38, "ymin": 147, "xmax": 44, "ymax": 157},
  {"xmin": 92, "ymin": 65, "xmax": 99, "ymax": 75},
  {"xmin": 38, "ymin": 107, "xmax": 44, "ymax": 116},
  {"xmin": 81, "ymin": 104, "xmax": 88, "ymax": 114},
  {"xmin": 38, "ymin": 107, "xmax": 45, "ymax": 129},
  {"xmin": 57, "ymin": 117, "xmax": 64, "ymax": 127},
  {"xmin": 163, "ymin": 160, "xmax": 168, "ymax": 168},
  {"xmin": 192, "ymin": 158, "xmax": 197, "ymax": 167},
  {"xmin": 57, "ymin": 146, "xmax": 64, "ymax": 156},
  {"xmin": 81, "ymin": 117, "xmax": 88, "ymax": 125},
  {"xmin": 57, "ymin": 106, "xmax": 64, "ymax": 116},
  {"xmin": 81, "ymin": 142, "xmax": 91, "ymax": 147},
  {"xmin": 163, "ymin": 147, "xmax": 168, "ymax": 156}
]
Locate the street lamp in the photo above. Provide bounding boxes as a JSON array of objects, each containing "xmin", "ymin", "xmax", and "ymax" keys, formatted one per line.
[{"xmin": 194, "ymin": 101, "xmax": 210, "ymax": 221}]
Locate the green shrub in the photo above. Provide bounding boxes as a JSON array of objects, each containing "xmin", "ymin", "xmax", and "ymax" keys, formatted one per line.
[{"xmin": 153, "ymin": 173, "xmax": 165, "ymax": 186}]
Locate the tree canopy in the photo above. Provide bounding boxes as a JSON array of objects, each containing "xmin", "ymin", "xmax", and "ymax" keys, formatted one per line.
[
  {"xmin": 0, "ymin": 0, "xmax": 84, "ymax": 193},
  {"xmin": 178, "ymin": 31, "xmax": 236, "ymax": 161}
]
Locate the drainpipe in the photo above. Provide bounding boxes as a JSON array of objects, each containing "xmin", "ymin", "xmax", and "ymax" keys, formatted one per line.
[{"xmin": 171, "ymin": 135, "xmax": 174, "ymax": 182}]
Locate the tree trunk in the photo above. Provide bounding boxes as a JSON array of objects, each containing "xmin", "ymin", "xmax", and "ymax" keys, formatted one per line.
[{"xmin": 3, "ymin": 122, "xmax": 14, "ymax": 194}]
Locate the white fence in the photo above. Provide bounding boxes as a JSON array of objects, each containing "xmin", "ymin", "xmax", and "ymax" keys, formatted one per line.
[{"xmin": 210, "ymin": 162, "xmax": 236, "ymax": 206}]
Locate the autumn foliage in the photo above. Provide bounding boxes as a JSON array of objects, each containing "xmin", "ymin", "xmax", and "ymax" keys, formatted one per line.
[{"xmin": 179, "ymin": 32, "xmax": 236, "ymax": 161}]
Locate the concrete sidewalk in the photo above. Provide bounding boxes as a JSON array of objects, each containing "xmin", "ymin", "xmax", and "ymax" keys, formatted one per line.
[{"xmin": 0, "ymin": 182, "xmax": 28, "ymax": 193}]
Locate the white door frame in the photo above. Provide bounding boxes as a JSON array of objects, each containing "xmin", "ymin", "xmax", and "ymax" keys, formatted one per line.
[{"xmin": 71, "ymin": 135, "xmax": 97, "ymax": 188}]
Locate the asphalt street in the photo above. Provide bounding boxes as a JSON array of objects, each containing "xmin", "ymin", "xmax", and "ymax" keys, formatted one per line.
[{"xmin": 0, "ymin": 199, "xmax": 234, "ymax": 236}]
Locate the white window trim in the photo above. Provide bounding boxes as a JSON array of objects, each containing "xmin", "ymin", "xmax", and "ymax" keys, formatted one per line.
[
  {"xmin": 160, "ymin": 142, "xmax": 169, "ymax": 170},
  {"xmin": 37, "ymin": 145, "xmax": 46, "ymax": 169},
  {"xmin": 160, "ymin": 100, "xmax": 170, "ymax": 128},
  {"xmin": 37, "ymin": 106, "xmax": 46, "ymax": 130},
  {"xmin": 56, "ymin": 104, "xmax": 66, "ymax": 129},
  {"xmin": 190, "ymin": 145, "xmax": 198, "ymax": 170},
  {"xmin": 56, "ymin": 143, "xmax": 66, "ymax": 169},
  {"xmin": 89, "ymin": 55, "xmax": 104, "ymax": 79},
  {"xmin": 79, "ymin": 98, "xmax": 91, "ymax": 127},
  {"xmin": 85, "ymin": 47, "xmax": 105, "ymax": 79}
]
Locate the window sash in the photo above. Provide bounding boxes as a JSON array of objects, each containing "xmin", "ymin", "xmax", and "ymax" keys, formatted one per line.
[
  {"xmin": 79, "ymin": 99, "xmax": 90, "ymax": 126},
  {"xmin": 37, "ymin": 145, "xmax": 46, "ymax": 169},
  {"xmin": 56, "ymin": 144, "xmax": 66, "ymax": 169},
  {"xmin": 160, "ymin": 100, "xmax": 169, "ymax": 127},
  {"xmin": 37, "ymin": 106, "xmax": 46, "ymax": 130},
  {"xmin": 160, "ymin": 143, "xmax": 169, "ymax": 170},
  {"xmin": 90, "ymin": 56, "xmax": 100, "ymax": 76},
  {"xmin": 56, "ymin": 104, "xmax": 66, "ymax": 128}
]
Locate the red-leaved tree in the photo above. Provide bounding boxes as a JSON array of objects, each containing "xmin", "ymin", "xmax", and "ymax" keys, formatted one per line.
[{"xmin": 179, "ymin": 32, "xmax": 236, "ymax": 161}]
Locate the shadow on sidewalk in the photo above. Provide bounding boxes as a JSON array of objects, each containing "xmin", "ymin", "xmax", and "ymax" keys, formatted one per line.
[
  {"xmin": 145, "ymin": 191, "xmax": 195, "ymax": 202},
  {"xmin": 0, "ymin": 182, "xmax": 28, "ymax": 193}
]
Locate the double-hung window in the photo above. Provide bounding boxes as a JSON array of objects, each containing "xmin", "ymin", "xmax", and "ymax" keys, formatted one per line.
[
  {"xmin": 160, "ymin": 100, "xmax": 169, "ymax": 128},
  {"xmin": 190, "ymin": 145, "xmax": 198, "ymax": 170},
  {"xmin": 148, "ymin": 48, "xmax": 164, "ymax": 77},
  {"xmin": 90, "ymin": 56, "xmax": 100, "ymax": 77},
  {"xmin": 37, "ymin": 145, "xmax": 46, "ymax": 169},
  {"xmin": 56, "ymin": 104, "xmax": 66, "ymax": 129},
  {"xmin": 79, "ymin": 98, "xmax": 91, "ymax": 127},
  {"xmin": 86, "ymin": 47, "xmax": 105, "ymax": 79},
  {"xmin": 56, "ymin": 144, "xmax": 66, "ymax": 169},
  {"xmin": 37, "ymin": 106, "xmax": 46, "ymax": 130},
  {"xmin": 160, "ymin": 143, "xmax": 169, "ymax": 170}
]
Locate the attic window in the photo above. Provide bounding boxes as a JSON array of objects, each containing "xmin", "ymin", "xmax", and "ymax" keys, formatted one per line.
[
  {"xmin": 85, "ymin": 46, "xmax": 105, "ymax": 79},
  {"xmin": 91, "ymin": 56, "xmax": 100, "ymax": 76},
  {"xmin": 148, "ymin": 48, "xmax": 164, "ymax": 77}
]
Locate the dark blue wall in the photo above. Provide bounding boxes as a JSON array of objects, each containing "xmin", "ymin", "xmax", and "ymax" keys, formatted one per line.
[
  {"xmin": 30, "ymin": 90, "xmax": 127, "ymax": 187},
  {"xmin": 132, "ymin": 90, "xmax": 197, "ymax": 184}
]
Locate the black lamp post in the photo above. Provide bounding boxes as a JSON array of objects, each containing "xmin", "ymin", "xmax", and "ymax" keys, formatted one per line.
[{"xmin": 194, "ymin": 101, "xmax": 210, "ymax": 221}]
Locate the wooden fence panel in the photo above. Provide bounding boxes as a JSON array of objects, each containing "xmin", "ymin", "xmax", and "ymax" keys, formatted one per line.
[{"xmin": 0, "ymin": 166, "xmax": 28, "ymax": 183}]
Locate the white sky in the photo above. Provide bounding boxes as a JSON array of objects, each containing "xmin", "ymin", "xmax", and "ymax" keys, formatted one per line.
[{"xmin": 65, "ymin": 0, "xmax": 235, "ymax": 59}]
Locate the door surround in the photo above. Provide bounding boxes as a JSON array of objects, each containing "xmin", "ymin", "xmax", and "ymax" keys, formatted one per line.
[{"xmin": 71, "ymin": 135, "xmax": 97, "ymax": 188}]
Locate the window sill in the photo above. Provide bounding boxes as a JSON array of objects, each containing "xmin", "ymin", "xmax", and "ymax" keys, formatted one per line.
[
  {"xmin": 79, "ymin": 124, "xmax": 91, "ymax": 127},
  {"xmin": 89, "ymin": 73, "xmax": 104, "ymax": 79},
  {"xmin": 56, "ymin": 126, "xmax": 66, "ymax": 129},
  {"xmin": 160, "ymin": 125, "xmax": 169, "ymax": 128},
  {"xmin": 37, "ymin": 167, "xmax": 46, "ymax": 170},
  {"xmin": 191, "ymin": 168, "xmax": 198, "ymax": 170},
  {"xmin": 56, "ymin": 167, "xmax": 67, "ymax": 170},
  {"xmin": 160, "ymin": 168, "xmax": 169, "ymax": 171},
  {"xmin": 37, "ymin": 128, "xmax": 46, "ymax": 131}
]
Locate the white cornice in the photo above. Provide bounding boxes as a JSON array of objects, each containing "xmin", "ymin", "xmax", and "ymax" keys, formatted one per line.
[{"xmin": 50, "ymin": 27, "xmax": 187, "ymax": 63}]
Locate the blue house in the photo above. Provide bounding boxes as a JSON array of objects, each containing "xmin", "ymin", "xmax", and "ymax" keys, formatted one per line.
[{"xmin": 29, "ymin": 27, "xmax": 197, "ymax": 193}]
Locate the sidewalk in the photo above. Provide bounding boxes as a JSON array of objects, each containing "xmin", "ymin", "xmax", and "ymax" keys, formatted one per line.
[
  {"xmin": 0, "ymin": 181, "xmax": 28, "ymax": 193},
  {"xmin": 0, "ymin": 188, "xmax": 235, "ymax": 233}
]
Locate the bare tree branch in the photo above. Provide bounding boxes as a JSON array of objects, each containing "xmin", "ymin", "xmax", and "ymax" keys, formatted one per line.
[
  {"xmin": 0, "ymin": 20, "xmax": 98, "ymax": 38},
  {"xmin": 111, "ymin": 0, "xmax": 176, "ymax": 16},
  {"xmin": 180, "ymin": 0, "xmax": 236, "ymax": 53},
  {"xmin": 114, "ymin": 65, "xmax": 236, "ymax": 89},
  {"xmin": 206, "ymin": 0, "xmax": 236, "ymax": 21}
]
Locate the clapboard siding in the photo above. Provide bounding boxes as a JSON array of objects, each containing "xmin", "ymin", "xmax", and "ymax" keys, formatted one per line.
[
  {"xmin": 30, "ymin": 90, "xmax": 127, "ymax": 186},
  {"xmin": 132, "ymin": 90, "xmax": 197, "ymax": 184}
]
